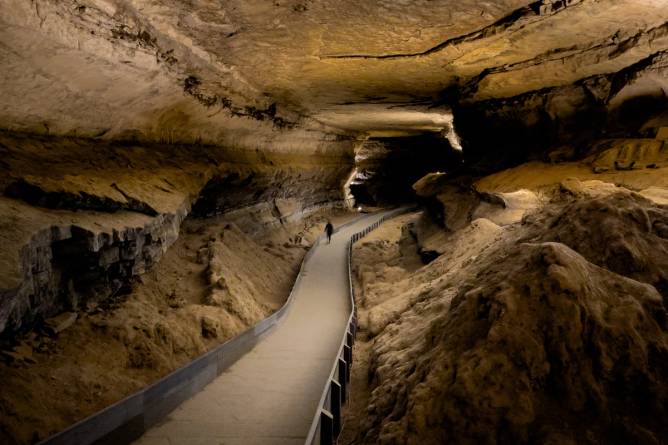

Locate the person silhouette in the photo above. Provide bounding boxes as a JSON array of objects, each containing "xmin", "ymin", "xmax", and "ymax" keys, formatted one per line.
[{"xmin": 325, "ymin": 221, "xmax": 334, "ymax": 244}]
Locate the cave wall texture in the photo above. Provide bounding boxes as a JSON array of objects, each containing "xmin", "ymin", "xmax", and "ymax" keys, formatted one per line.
[
  {"xmin": 0, "ymin": 130, "xmax": 353, "ymax": 336},
  {"xmin": 3, "ymin": 1, "xmax": 668, "ymax": 444},
  {"xmin": 1, "ymin": 0, "xmax": 667, "ymax": 337}
]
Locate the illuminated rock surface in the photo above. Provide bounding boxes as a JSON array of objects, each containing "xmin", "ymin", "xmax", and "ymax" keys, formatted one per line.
[{"xmin": 1, "ymin": 1, "xmax": 668, "ymax": 444}]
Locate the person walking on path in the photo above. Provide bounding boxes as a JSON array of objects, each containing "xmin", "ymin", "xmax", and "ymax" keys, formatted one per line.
[{"xmin": 325, "ymin": 221, "xmax": 334, "ymax": 244}]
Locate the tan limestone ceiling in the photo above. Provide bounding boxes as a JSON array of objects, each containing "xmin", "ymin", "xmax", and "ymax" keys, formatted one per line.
[
  {"xmin": 1, "ymin": 0, "xmax": 667, "ymax": 137},
  {"xmin": 192, "ymin": 0, "xmax": 668, "ymax": 103}
]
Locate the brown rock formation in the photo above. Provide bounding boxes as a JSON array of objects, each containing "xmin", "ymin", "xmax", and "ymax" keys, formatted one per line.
[
  {"xmin": 2, "ymin": 1, "xmax": 668, "ymax": 443},
  {"xmin": 352, "ymin": 181, "xmax": 668, "ymax": 445}
]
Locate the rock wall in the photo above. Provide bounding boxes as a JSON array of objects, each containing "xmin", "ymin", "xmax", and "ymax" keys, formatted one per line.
[
  {"xmin": 454, "ymin": 51, "xmax": 668, "ymax": 173},
  {"xmin": 0, "ymin": 199, "xmax": 184, "ymax": 338},
  {"xmin": 0, "ymin": 130, "xmax": 354, "ymax": 337},
  {"xmin": 0, "ymin": 0, "xmax": 299, "ymax": 143}
]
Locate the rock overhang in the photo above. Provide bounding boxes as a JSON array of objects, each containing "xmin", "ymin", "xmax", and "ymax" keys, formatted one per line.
[{"xmin": 1, "ymin": 0, "xmax": 667, "ymax": 143}]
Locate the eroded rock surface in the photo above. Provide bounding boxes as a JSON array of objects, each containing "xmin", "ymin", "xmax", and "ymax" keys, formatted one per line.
[
  {"xmin": 350, "ymin": 177, "xmax": 668, "ymax": 444},
  {"xmin": 0, "ymin": 130, "xmax": 353, "ymax": 337},
  {"xmin": 2, "ymin": 1, "xmax": 668, "ymax": 443}
]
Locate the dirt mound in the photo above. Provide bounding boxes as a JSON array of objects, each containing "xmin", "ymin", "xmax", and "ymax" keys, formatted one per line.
[
  {"xmin": 364, "ymin": 240, "xmax": 668, "ymax": 444},
  {"xmin": 354, "ymin": 190, "xmax": 668, "ymax": 445},
  {"xmin": 526, "ymin": 190, "xmax": 668, "ymax": 301}
]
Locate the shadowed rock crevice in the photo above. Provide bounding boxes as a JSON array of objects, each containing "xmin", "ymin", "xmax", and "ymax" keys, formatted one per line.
[
  {"xmin": 453, "ymin": 51, "xmax": 668, "ymax": 175},
  {"xmin": 5, "ymin": 178, "xmax": 134, "ymax": 214},
  {"xmin": 350, "ymin": 134, "xmax": 462, "ymax": 206}
]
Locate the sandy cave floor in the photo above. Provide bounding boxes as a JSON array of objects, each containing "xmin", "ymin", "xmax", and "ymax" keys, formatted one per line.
[{"xmin": 0, "ymin": 208, "xmax": 356, "ymax": 445}]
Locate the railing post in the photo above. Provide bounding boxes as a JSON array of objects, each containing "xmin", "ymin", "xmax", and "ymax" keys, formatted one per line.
[
  {"xmin": 343, "ymin": 344, "xmax": 352, "ymax": 382},
  {"xmin": 331, "ymin": 381, "xmax": 342, "ymax": 437},
  {"xmin": 320, "ymin": 409, "xmax": 334, "ymax": 445},
  {"xmin": 338, "ymin": 358, "xmax": 348, "ymax": 404}
]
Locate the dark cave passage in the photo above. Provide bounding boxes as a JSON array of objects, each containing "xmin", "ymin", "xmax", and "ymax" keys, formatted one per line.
[{"xmin": 349, "ymin": 133, "xmax": 462, "ymax": 207}]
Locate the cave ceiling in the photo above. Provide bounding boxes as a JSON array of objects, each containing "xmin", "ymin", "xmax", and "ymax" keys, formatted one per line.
[{"xmin": 1, "ymin": 0, "xmax": 667, "ymax": 140}]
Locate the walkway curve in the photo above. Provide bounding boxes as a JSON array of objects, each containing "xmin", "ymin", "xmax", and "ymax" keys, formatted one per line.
[{"xmin": 134, "ymin": 211, "xmax": 392, "ymax": 445}]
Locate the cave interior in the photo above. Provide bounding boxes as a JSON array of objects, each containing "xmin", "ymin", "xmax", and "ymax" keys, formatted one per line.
[{"xmin": 1, "ymin": 1, "xmax": 668, "ymax": 444}]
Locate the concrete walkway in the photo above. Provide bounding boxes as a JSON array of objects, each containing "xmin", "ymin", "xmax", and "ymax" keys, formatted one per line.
[{"xmin": 134, "ymin": 212, "xmax": 388, "ymax": 445}]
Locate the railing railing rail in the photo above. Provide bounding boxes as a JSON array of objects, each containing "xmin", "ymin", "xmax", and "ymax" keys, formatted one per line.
[
  {"xmin": 304, "ymin": 207, "xmax": 412, "ymax": 445},
  {"xmin": 36, "ymin": 208, "xmax": 412, "ymax": 445},
  {"xmin": 37, "ymin": 215, "xmax": 366, "ymax": 445}
]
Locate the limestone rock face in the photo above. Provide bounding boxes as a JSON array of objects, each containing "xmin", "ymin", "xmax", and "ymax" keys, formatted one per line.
[
  {"xmin": 1, "ymin": 0, "xmax": 667, "ymax": 141},
  {"xmin": 0, "ymin": 131, "xmax": 352, "ymax": 336},
  {"xmin": 1, "ymin": 0, "xmax": 666, "ymax": 181}
]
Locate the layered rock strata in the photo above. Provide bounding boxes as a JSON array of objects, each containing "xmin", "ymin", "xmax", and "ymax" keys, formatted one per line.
[{"xmin": 0, "ymin": 130, "xmax": 353, "ymax": 337}]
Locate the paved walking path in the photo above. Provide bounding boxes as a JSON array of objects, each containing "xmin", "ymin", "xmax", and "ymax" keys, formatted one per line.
[{"xmin": 134, "ymin": 212, "xmax": 388, "ymax": 445}]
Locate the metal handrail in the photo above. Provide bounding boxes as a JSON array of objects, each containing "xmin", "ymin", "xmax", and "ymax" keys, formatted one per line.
[
  {"xmin": 304, "ymin": 207, "xmax": 412, "ymax": 444},
  {"xmin": 37, "ymin": 214, "xmax": 364, "ymax": 445},
  {"xmin": 36, "ymin": 209, "xmax": 410, "ymax": 445}
]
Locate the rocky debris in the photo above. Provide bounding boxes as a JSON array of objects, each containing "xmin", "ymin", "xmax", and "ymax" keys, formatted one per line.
[
  {"xmin": 412, "ymin": 172, "xmax": 449, "ymax": 198},
  {"xmin": 353, "ymin": 187, "xmax": 668, "ymax": 444},
  {"xmin": 195, "ymin": 247, "xmax": 209, "ymax": 264},
  {"xmin": 473, "ymin": 189, "xmax": 540, "ymax": 226},
  {"xmin": 0, "ymin": 343, "xmax": 36, "ymax": 366},
  {"xmin": 364, "ymin": 240, "xmax": 668, "ymax": 444},
  {"xmin": 44, "ymin": 312, "xmax": 77, "ymax": 335},
  {"xmin": 200, "ymin": 316, "xmax": 221, "ymax": 339},
  {"xmin": 165, "ymin": 291, "xmax": 186, "ymax": 309},
  {"xmin": 413, "ymin": 173, "xmax": 540, "ymax": 232},
  {"xmin": 523, "ymin": 189, "xmax": 668, "ymax": 302},
  {"xmin": 536, "ymin": 0, "xmax": 583, "ymax": 16},
  {"xmin": 0, "ymin": 205, "xmax": 353, "ymax": 445},
  {"xmin": 204, "ymin": 230, "xmax": 272, "ymax": 324},
  {"xmin": 0, "ymin": 197, "xmax": 188, "ymax": 336},
  {"xmin": 418, "ymin": 180, "xmax": 481, "ymax": 232}
]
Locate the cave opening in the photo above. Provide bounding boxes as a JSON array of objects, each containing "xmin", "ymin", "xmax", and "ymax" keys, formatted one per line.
[{"xmin": 349, "ymin": 132, "xmax": 463, "ymax": 207}]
